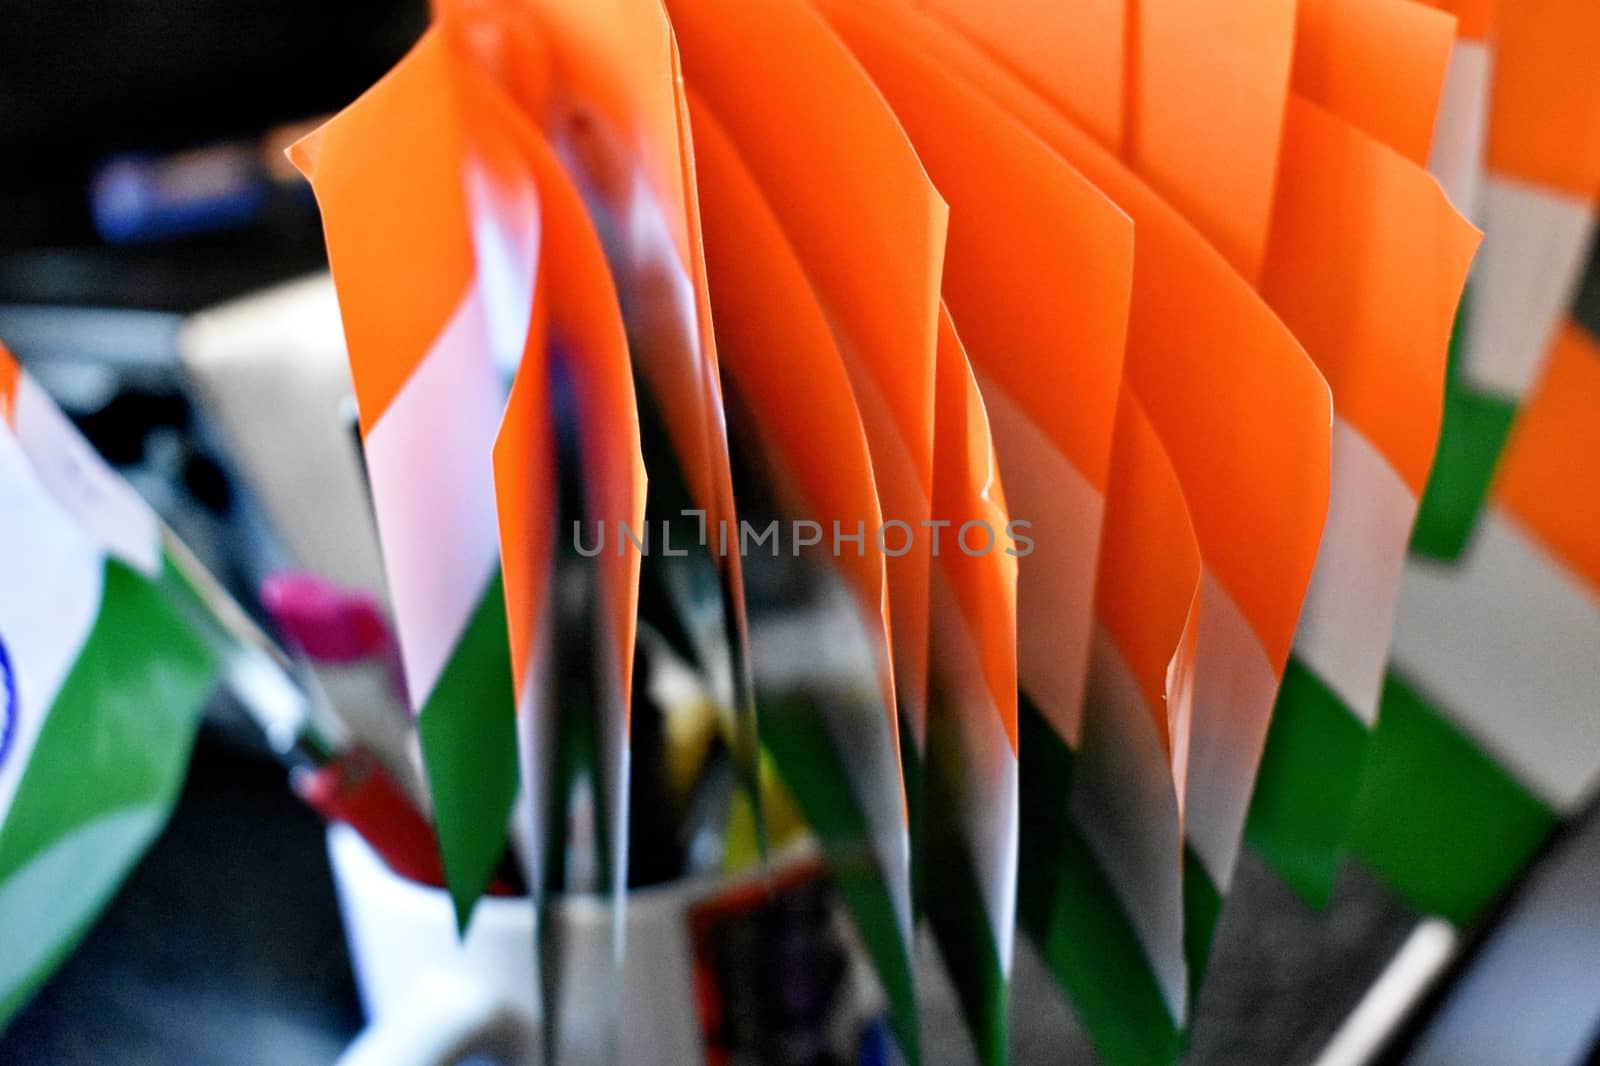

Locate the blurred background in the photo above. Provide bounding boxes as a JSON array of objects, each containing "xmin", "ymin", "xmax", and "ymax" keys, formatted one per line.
[{"xmin": 0, "ymin": 3, "xmax": 1596, "ymax": 1064}]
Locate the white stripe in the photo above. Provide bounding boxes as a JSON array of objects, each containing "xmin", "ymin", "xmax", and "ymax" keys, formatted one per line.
[
  {"xmin": 821, "ymin": 583, "xmax": 914, "ymax": 952},
  {"xmin": 1184, "ymin": 572, "xmax": 1281, "ymax": 892},
  {"xmin": 0, "ymin": 430, "xmax": 105, "ymax": 829},
  {"xmin": 929, "ymin": 565, "xmax": 1018, "ymax": 974},
  {"xmin": 1071, "ymin": 626, "xmax": 1187, "ymax": 1022},
  {"xmin": 465, "ymin": 160, "xmax": 540, "ymax": 381},
  {"xmin": 511, "ymin": 642, "xmax": 555, "ymax": 899},
  {"xmin": 0, "ymin": 807, "xmax": 167, "ymax": 1003},
  {"xmin": 800, "ymin": 580, "xmax": 912, "ymax": 950},
  {"xmin": 975, "ymin": 370, "xmax": 1103, "ymax": 749},
  {"xmin": 1427, "ymin": 41, "xmax": 1491, "ymax": 221},
  {"xmin": 1294, "ymin": 419, "xmax": 1418, "ymax": 726},
  {"xmin": 14, "ymin": 375, "xmax": 159, "ymax": 577},
  {"xmin": 363, "ymin": 286, "xmax": 506, "ymax": 710},
  {"xmin": 1392, "ymin": 512, "xmax": 1600, "ymax": 811},
  {"xmin": 1463, "ymin": 177, "xmax": 1596, "ymax": 401}
]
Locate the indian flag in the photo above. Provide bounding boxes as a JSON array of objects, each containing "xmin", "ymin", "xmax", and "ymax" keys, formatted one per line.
[
  {"xmin": 848, "ymin": 9, "xmax": 1329, "ymax": 1058},
  {"xmin": 810, "ymin": 8, "xmax": 1132, "ymax": 1061},
  {"xmin": 920, "ymin": 310, "xmax": 1020, "ymax": 1066},
  {"xmin": 818, "ymin": 0, "xmax": 1128, "ymax": 810},
  {"xmin": 1038, "ymin": 393, "xmax": 1200, "ymax": 1066},
  {"xmin": 665, "ymin": 0, "xmax": 944, "ymax": 882},
  {"xmin": 688, "ymin": 93, "xmax": 919, "ymax": 1063},
  {"xmin": 1352, "ymin": 321, "xmax": 1600, "ymax": 924},
  {"xmin": 0, "ymin": 349, "xmax": 217, "ymax": 1026},
  {"xmin": 291, "ymin": 29, "xmax": 535, "ymax": 925},
  {"xmin": 1414, "ymin": 0, "xmax": 1600, "ymax": 559},
  {"xmin": 438, "ymin": 9, "xmax": 647, "ymax": 979},
  {"xmin": 1248, "ymin": 9, "xmax": 1480, "ymax": 904},
  {"xmin": 500, "ymin": 0, "xmax": 759, "ymax": 826},
  {"xmin": 1014, "ymin": 29, "xmax": 1331, "ymax": 1012}
]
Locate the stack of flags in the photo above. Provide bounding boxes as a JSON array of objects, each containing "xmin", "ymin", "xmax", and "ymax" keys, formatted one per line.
[
  {"xmin": 5, "ymin": 0, "xmax": 1598, "ymax": 1063},
  {"xmin": 284, "ymin": 0, "xmax": 1600, "ymax": 1062}
]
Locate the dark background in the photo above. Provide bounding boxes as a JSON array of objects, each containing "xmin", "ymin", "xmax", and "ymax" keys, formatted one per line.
[{"xmin": 0, "ymin": 0, "xmax": 425, "ymax": 247}]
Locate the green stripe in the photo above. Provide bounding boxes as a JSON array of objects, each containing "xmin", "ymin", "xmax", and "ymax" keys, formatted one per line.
[
  {"xmin": 1181, "ymin": 845, "xmax": 1221, "ymax": 1002},
  {"xmin": 923, "ymin": 701, "xmax": 1007, "ymax": 1065},
  {"xmin": 1348, "ymin": 671, "xmax": 1557, "ymax": 925},
  {"xmin": 1017, "ymin": 699, "xmax": 1182, "ymax": 1066},
  {"xmin": 1246, "ymin": 657, "xmax": 1371, "ymax": 907},
  {"xmin": 1409, "ymin": 382, "xmax": 1516, "ymax": 560},
  {"xmin": 760, "ymin": 694, "xmax": 920, "ymax": 1066},
  {"xmin": 0, "ymin": 557, "xmax": 216, "ymax": 1025},
  {"xmin": 415, "ymin": 570, "xmax": 519, "ymax": 930},
  {"xmin": 1411, "ymin": 294, "xmax": 1519, "ymax": 561}
]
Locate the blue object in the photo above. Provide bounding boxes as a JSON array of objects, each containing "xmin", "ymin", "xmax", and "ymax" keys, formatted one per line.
[{"xmin": 91, "ymin": 149, "xmax": 268, "ymax": 244}]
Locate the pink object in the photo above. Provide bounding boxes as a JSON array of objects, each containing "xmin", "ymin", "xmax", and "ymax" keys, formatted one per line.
[{"xmin": 260, "ymin": 572, "xmax": 395, "ymax": 665}]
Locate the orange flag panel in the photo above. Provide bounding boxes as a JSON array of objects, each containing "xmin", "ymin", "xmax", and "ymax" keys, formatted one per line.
[
  {"xmin": 916, "ymin": 0, "xmax": 1126, "ymax": 148},
  {"xmin": 1129, "ymin": 0, "xmax": 1298, "ymax": 282},
  {"xmin": 1494, "ymin": 323, "xmax": 1600, "ymax": 595},
  {"xmin": 1487, "ymin": 0, "xmax": 1600, "ymax": 197},
  {"xmin": 1096, "ymin": 393, "xmax": 1201, "ymax": 762},
  {"xmin": 1263, "ymin": 95, "xmax": 1481, "ymax": 495},
  {"xmin": 1291, "ymin": 0, "xmax": 1456, "ymax": 167}
]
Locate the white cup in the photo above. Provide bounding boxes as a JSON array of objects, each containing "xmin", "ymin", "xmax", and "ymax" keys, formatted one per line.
[{"xmin": 326, "ymin": 824, "xmax": 884, "ymax": 1066}]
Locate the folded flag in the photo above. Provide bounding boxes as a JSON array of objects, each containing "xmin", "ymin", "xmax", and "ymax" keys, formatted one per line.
[
  {"xmin": 666, "ymin": 0, "xmax": 944, "ymax": 877},
  {"xmin": 985, "ymin": 45, "xmax": 1330, "ymax": 1023},
  {"xmin": 809, "ymin": 12, "xmax": 1133, "ymax": 1058},
  {"xmin": 492, "ymin": 0, "xmax": 760, "ymax": 836},
  {"xmin": 920, "ymin": 309, "xmax": 1019, "ymax": 1066},
  {"xmin": 292, "ymin": 27, "xmax": 655, "ymax": 1011},
  {"xmin": 291, "ymin": 35, "xmax": 529, "ymax": 926},
  {"xmin": 688, "ymin": 86, "xmax": 921, "ymax": 1060},
  {"xmin": 1248, "ymin": 9, "xmax": 1480, "ymax": 904},
  {"xmin": 1044, "ymin": 393, "xmax": 1200, "ymax": 1066},
  {"xmin": 0, "ymin": 347, "xmax": 218, "ymax": 1026},
  {"xmin": 450, "ymin": 29, "xmax": 647, "ymax": 1051},
  {"xmin": 820, "ymin": 8, "xmax": 1331, "ymax": 1060}
]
